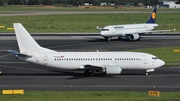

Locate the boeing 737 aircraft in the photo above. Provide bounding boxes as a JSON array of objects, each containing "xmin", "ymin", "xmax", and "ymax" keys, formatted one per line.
[
  {"xmin": 8, "ymin": 23, "xmax": 165, "ymax": 76},
  {"xmin": 97, "ymin": 7, "xmax": 173, "ymax": 42}
]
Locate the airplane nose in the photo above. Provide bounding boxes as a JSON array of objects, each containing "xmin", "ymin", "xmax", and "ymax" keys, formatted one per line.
[
  {"xmin": 159, "ymin": 59, "xmax": 165, "ymax": 67},
  {"xmin": 100, "ymin": 31, "xmax": 104, "ymax": 36}
]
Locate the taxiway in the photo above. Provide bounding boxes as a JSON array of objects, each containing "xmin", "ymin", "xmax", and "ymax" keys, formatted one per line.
[{"xmin": 0, "ymin": 34, "xmax": 180, "ymax": 91}]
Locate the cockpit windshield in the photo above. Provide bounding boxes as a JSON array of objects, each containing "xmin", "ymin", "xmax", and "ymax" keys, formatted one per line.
[
  {"xmin": 101, "ymin": 29, "xmax": 109, "ymax": 31},
  {"xmin": 152, "ymin": 57, "xmax": 158, "ymax": 60}
]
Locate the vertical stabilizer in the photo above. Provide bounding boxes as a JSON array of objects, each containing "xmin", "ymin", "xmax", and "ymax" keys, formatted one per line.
[
  {"xmin": 13, "ymin": 23, "xmax": 54, "ymax": 55},
  {"xmin": 146, "ymin": 6, "xmax": 157, "ymax": 23}
]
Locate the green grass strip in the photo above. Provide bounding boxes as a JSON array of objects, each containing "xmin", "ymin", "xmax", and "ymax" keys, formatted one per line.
[
  {"xmin": 129, "ymin": 46, "xmax": 180, "ymax": 64},
  {"xmin": 0, "ymin": 91, "xmax": 180, "ymax": 101},
  {"xmin": 0, "ymin": 13, "xmax": 180, "ymax": 33}
]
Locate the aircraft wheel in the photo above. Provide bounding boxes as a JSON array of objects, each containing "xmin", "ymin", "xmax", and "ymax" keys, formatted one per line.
[
  {"xmin": 108, "ymin": 38, "xmax": 111, "ymax": 42},
  {"xmin": 145, "ymin": 71, "xmax": 148, "ymax": 75},
  {"xmin": 104, "ymin": 37, "xmax": 108, "ymax": 40},
  {"xmin": 84, "ymin": 70, "xmax": 94, "ymax": 76},
  {"xmin": 118, "ymin": 36, "xmax": 122, "ymax": 40}
]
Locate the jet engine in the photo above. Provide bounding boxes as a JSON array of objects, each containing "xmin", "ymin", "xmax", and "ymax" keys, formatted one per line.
[
  {"xmin": 102, "ymin": 66, "xmax": 122, "ymax": 74},
  {"xmin": 128, "ymin": 33, "xmax": 140, "ymax": 41}
]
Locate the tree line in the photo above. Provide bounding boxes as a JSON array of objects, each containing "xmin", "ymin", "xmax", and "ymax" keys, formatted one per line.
[{"xmin": 0, "ymin": 0, "xmax": 180, "ymax": 6}]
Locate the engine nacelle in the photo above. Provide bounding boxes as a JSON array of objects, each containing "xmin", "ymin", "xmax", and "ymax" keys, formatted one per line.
[
  {"xmin": 128, "ymin": 33, "xmax": 140, "ymax": 40},
  {"xmin": 103, "ymin": 65, "xmax": 122, "ymax": 74}
]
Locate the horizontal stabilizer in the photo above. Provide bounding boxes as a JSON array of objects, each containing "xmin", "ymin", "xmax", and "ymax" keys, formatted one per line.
[
  {"xmin": 7, "ymin": 50, "xmax": 31, "ymax": 57},
  {"xmin": 7, "ymin": 50, "xmax": 20, "ymax": 55}
]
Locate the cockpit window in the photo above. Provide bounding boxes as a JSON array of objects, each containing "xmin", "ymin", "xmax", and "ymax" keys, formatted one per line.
[
  {"xmin": 101, "ymin": 29, "xmax": 109, "ymax": 31},
  {"xmin": 152, "ymin": 57, "xmax": 158, "ymax": 60}
]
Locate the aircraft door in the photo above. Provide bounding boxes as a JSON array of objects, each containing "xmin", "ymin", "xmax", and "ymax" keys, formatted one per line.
[
  {"xmin": 44, "ymin": 56, "xmax": 48, "ymax": 66},
  {"xmin": 143, "ymin": 55, "xmax": 148, "ymax": 64}
]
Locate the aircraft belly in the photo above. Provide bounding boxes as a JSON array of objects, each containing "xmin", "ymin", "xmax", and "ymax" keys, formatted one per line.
[
  {"xmin": 116, "ymin": 61, "xmax": 142, "ymax": 69},
  {"xmin": 48, "ymin": 61, "xmax": 81, "ymax": 70}
]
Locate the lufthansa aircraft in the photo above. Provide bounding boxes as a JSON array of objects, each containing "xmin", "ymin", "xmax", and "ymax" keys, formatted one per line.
[
  {"xmin": 8, "ymin": 23, "xmax": 165, "ymax": 76},
  {"xmin": 97, "ymin": 7, "xmax": 173, "ymax": 42}
]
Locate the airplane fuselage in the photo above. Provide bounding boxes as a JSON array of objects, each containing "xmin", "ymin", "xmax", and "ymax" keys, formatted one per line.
[
  {"xmin": 18, "ymin": 51, "xmax": 164, "ymax": 70},
  {"xmin": 100, "ymin": 23, "xmax": 158, "ymax": 37}
]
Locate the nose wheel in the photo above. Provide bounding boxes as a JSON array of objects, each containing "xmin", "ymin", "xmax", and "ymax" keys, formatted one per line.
[
  {"xmin": 104, "ymin": 37, "xmax": 111, "ymax": 42},
  {"xmin": 108, "ymin": 37, "xmax": 111, "ymax": 42},
  {"xmin": 145, "ymin": 69, "xmax": 154, "ymax": 75}
]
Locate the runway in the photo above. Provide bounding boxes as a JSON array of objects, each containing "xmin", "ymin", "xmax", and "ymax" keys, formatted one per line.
[{"xmin": 0, "ymin": 34, "xmax": 180, "ymax": 91}]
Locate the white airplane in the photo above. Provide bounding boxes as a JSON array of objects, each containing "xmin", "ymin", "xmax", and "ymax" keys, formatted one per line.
[
  {"xmin": 8, "ymin": 23, "xmax": 165, "ymax": 76},
  {"xmin": 97, "ymin": 7, "xmax": 173, "ymax": 42}
]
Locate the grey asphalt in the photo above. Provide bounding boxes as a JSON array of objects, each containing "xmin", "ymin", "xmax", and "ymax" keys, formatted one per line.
[
  {"xmin": 0, "ymin": 35, "xmax": 180, "ymax": 91},
  {"xmin": 0, "ymin": 10, "xmax": 179, "ymax": 17}
]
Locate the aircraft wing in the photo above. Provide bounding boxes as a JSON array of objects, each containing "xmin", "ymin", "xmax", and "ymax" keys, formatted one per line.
[
  {"xmin": 79, "ymin": 64, "xmax": 103, "ymax": 70},
  {"xmin": 79, "ymin": 64, "xmax": 121, "ymax": 70},
  {"xmin": 79, "ymin": 64, "xmax": 122, "ymax": 75},
  {"xmin": 141, "ymin": 28, "xmax": 176, "ymax": 34},
  {"xmin": 150, "ymin": 28, "xmax": 176, "ymax": 33},
  {"xmin": 125, "ymin": 28, "xmax": 176, "ymax": 35}
]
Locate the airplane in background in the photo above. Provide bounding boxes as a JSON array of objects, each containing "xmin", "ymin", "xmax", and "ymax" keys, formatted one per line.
[
  {"xmin": 8, "ymin": 23, "xmax": 165, "ymax": 76},
  {"xmin": 96, "ymin": 7, "xmax": 174, "ymax": 42}
]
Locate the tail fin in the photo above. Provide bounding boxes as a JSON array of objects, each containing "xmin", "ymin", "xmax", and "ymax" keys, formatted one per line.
[
  {"xmin": 146, "ymin": 6, "xmax": 157, "ymax": 23},
  {"xmin": 13, "ymin": 23, "xmax": 55, "ymax": 55}
]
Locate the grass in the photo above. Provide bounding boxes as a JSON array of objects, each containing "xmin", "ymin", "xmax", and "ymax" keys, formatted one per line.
[
  {"xmin": 0, "ymin": 13, "xmax": 180, "ymax": 33},
  {"xmin": 129, "ymin": 46, "xmax": 180, "ymax": 63},
  {"xmin": 0, "ymin": 91, "xmax": 180, "ymax": 101}
]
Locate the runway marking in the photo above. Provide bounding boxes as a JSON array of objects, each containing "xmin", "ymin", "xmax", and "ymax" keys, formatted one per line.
[
  {"xmin": 0, "ymin": 49, "xmax": 7, "ymax": 52},
  {"xmin": 0, "ymin": 64, "xmax": 48, "ymax": 72},
  {"xmin": 0, "ymin": 53, "xmax": 11, "ymax": 59}
]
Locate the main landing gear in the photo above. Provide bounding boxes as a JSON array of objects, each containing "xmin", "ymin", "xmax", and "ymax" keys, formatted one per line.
[
  {"xmin": 84, "ymin": 70, "xmax": 94, "ymax": 76},
  {"xmin": 118, "ymin": 36, "xmax": 122, "ymax": 40}
]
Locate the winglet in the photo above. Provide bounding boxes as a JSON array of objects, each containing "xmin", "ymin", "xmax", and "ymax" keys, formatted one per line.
[
  {"xmin": 173, "ymin": 28, "xmax": 176, "ymax": 31},
  {"xmin": 146, "ymin": 6, "xmax": 157, "ymax": 23},
  {"xmin": 96, "ymin": 26, "xmax": 103, "ymax": 30}
]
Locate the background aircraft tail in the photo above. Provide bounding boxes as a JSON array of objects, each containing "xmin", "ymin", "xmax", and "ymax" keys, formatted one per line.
[
  {"xmin": 13, "ymin": 23, "xmax": 55, "ymax": 55},
  {"xmin": 146, "ymin": 6, "xmax": 157, "ymax": 23}
]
